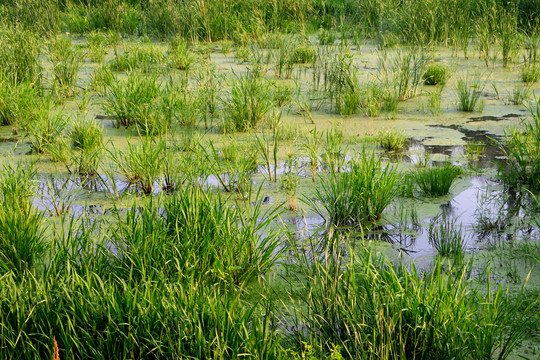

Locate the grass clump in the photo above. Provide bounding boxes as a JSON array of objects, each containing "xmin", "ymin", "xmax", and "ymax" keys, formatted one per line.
[
  {"xmin": 69, "ymin": 117, "xmax": 103, "ymax": 150},
  {"xmin": 428, "ymin": 214, "xmax": 466, "ymax": 256},
  {"xmin": 109, "ymin": 137, "xmax": 165, "ymax": 195},
  {"xmin": 48, "ymin": 35, "xmax": 84, "ymax": 99},
  {"xmin": 522, "ymin": 65, "xmax": 540, "ymax": 84},
  {"xmin": 0, "ymin": 25, "xmax": 41, "ymax": 84},
  {"xmin": 292, "ymin": 234, "xmax": 531, "ymax": 359},
  {"xmin": 423, "ymin": 63, "xmax": 450, "ymax": 86},
  {"xmin": 100, "ymin": 72, "xmax": 161, "ymax": 128},
  {"xmin": 414, "ymin": 163, "xmax": 462, "ymax": 196},
  {"xmin": 0, "ymin": 76, "xmax": 40, "ymax": 129},
  {"xmin": 168, "ymin": 36, "xmax": 196, "ymax": 71},
  {"xmin": 0, "ymin": 162, "xmax": 45, "ymax": 275},
  {"xmin": 305, "ymin": 149, "xmax": 401, "ymax": 227},
  {"xmin": 86, "ymin": 30, "xmax": 107, "ymax": 62},
  {"xmin": 225, "ymin": 73, "xmax": 273, "ymax": 132},
  {"xmin": 378, "ymin": 129, "xmax": 408, "ymax": 152},
  {"xmin": 456, "ymin": 78, "xmax": 484, "ymax": 112},
  {"xmin": 28, "ymin": 105, "xmax": 69, "ymax": 154},
  {"xmin": 110, "ymin": 44, "xmax": 165, "ymax": 73},
  {"xmin": 498, "ymin": 98, "xmax": 540, "ymax": 191}
]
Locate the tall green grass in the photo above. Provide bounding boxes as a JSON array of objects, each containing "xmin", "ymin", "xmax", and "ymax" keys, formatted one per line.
[
  {"xmin": 109, "ymin": 137, "xmax": 165, "ymax": 194},
  {"xmin": 414, "ymin": 163, "xmax": 462, "ymax": 196},
  {"xmin": 226, "ymin": 72, "xmax": 273, "ymax": 132},
  {"xmin": 498, "ymin": 96, "xmax": 540, "ymax": 191},
  {"xmin": 100, "ymin": 72, "xmax": 161, "ymax": 128},
  {"xmin": 428, "ymin": 214, "xmax": 466, "ymax": 256},
  {"xmin": 288, "ymin": 232, "xmax": 534, "ymax": 359},
  {"xmin": 0, "ymin": 162, "xmax": 44, "ymax": 275},
  {"xmin": 305, "ymin": 149, "xmax": 401, "ymax": 227},
  {"xmin": 0, "ymin": 25, "xmax": 41, "ymax": 84},
  {"xmin": 456, "ymin": 77, "xmax": 484, "ymax": 112},
  {"xmin": 48, "ymin": 35, "xmax": 83, "ymax": 99}
]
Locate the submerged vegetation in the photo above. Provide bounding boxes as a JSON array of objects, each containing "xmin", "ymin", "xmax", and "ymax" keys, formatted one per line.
[{"xmin": 0, "ymin": 1, "xmax": 539, "ymax": 359}]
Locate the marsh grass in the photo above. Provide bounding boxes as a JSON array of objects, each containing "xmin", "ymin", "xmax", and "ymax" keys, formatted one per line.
[
  {"xmin": 456, "ymin": 77, "xmax": 484, "ymax": 112},
  {"xmin": 507, "ymin": 82, "xmax": 531, "ymax": 106},
  {"xmin": 0, "ymin": 76, "xmax": 40, "ymax": 129},
  {"xmin": 226, "ymin": 72, "xmax": 273, "ymax": 132},
  {"xmin": 86, "ymin": 31, "xmax": 107, "ymax": 62},
  {"xmin": 289, "ymin": 233, "xmax": 530, "ymax": 359},
  {"xmin": 414, "ymin": 163, "xmax": 462, "ymax": 196},
  {"xmin": 498, "ymin": 97, "xmax": 540, "ymax": 191},
  {"xmin": 522, "ymin": 65, "xmax": 540, "ymax": 84},
  {"xmin": 428, "ymin": 214, "xmax": 466, "ymax": 256},
  {"xmin": 280, "ymin": 155, "xmax": 300, "ymax": 211},
  {"xmin": 378, "ymin": 129, "xmax": 408, "ymax": 152},
  {"xmin": 100, "ymin": 72, "xmax": 161, "ymax": 127},
  {"xmin": 168, "ymin": 36, "xmax": 196, "ymax": 71},
  {"xmin": 423, "ymin": 63, "xmax": 450, "ymax": 86},
  {"xmin": 378, "ymin": 48, "xmax": 430, "ymax": 101},
  {"xmin": 305, "ymin": 149, "xmax": 401, "ymax": 227},
  {"xmin": 110, "ymin": 44, "xmax": 165, "ymax": 73},
  {"xmin": 69, "ymin": 117, "xmax": 103, "ymax": 150},
  {"xmin": 0, "ymin": 162, "xmax": 44, "ymax": 275},
  {"xmin": 28, "ymin": 104, "xmax": 69, "ymax": 154},
  {"xmin": 109, "ymin": 137, "xmax": 165, "ymax": 194},
  {"xmin": 197, "ymin": 66, "xmax": 222, "ymax": 128},
  {"xmin": 204, "ymin": 141, "xmax": 257, "ymax": 196},
  {"xmin": 322, "ymin": 125, "xmax": 348, "ymax": 173},
  {"xmin": 0, "ymin": 25, "xmax": 41, "ymax": 84},
  {"xmin": 303, "ymin": 127, "xmax": 323, "ymax": 182},
  {"xmin": 49, "ymin": 35, "xmax": 84, "ymax": 99}
]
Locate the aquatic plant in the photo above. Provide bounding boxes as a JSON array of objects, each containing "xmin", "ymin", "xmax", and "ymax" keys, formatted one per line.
[
  {"xmin": 100, "ymin": 72, "xmax": 161, "ymax": 127},
  {"xmin": 378, "ymin": 129, "xmax": 408, "ymax": 152},
  {"xmin": 168, "ymin": 36, "xmax": 196, "ymax": 71},
  {"xmin": 28, "ymin": 106, "xmax": 69, "ymax": 154},
  {"xmin": 498, "ymin": 97, "xmax": 540, "ymax": 191},
  {"xmin": 204, "ymin": 141, "xmax": 257, "ymax": 196},
  {"xmin": 86, "ymin": 30, "xmax": 107, "ymax": 62},
  {"xmin": 0, "ymin": 76, "xmax": 40, "ymax": 128},
  {"xmin": 378, "ymin": 48, "xmax": 430, "ymax": 101},
  {"xmin": 197, "ymin": 66, "xmax": 223, "ymax": 128},
  {"xmin": 507, "ymin": 82, "xmax": 531, "ymax": 106},
  {"xmin": 69, "ymin": 117, "xmax": 103, "ymax": 150},
  {"xmin": 522, "ymin": 65, "xmax": 540, "ymax": 84},
  {"xmin": 428, "ymin": 214, "xmax": 466, "ymax": 256},
  {"xmin": 0, "ymin": 162, "xmax": 44, "ymax": 275},
  {"xmin": 423, "ymin": 63, "xmax": 450, "ymax": 86},
  {"xmin": 109, "ymin": 137, "xmax": 165, "ymax": 195},
  {"xmin": 225, "ymin": 72, "xmax": 273, "ymax": 132},
  {"xmin": 303, "ymin": 127, "xmax": 323, "ymax": 182},
  {"xmin": 0, "ymin": 25, "xmax": 41, "ymax": 84},
  {"xmin": 414, "ymin": 163, "xmax": 462, "ymax": 196},
  {"xmin": 48, "ymin": 35, "xmax": 83, "ymax": 99},
  {"xmin": 306, "ymin": 149, "xmax": 401, "ymax": 227},
  {"xmin": 456, "ymin": 78, "xmax": 484, "ymax": 112},
  {"xmin": 290, "ymin": 234, "xmax": 531, "ymax": 359},
  {"xmin": 110, "ymin": 44, "xmax": 165, "ymax": 73},
  {"xmin": 280, "ymin": 155, "xmax": 300, "ymax": 211},
  {"xmin": 322, "ymin": 125, "xmax": 348, "ymax": 173}
]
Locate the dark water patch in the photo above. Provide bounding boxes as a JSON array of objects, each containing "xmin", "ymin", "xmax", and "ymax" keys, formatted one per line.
[{"xmin": 466, "ymin": 113, "xmax": 523, "ymax": 123}]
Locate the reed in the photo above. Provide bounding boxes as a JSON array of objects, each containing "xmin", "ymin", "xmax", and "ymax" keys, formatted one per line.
[
  {"xmin": 305, "ymin": 148, "xmax": 401, "ymax": 227},
  {"xmin": 288, "ymin": 233, "xmax": 531, "ymax": 359},
  {"xmin": 226, "ymin": 72, "xmax": 273, "ymax": 132},
  {"xmin": 428, "ymin": 214, "xmax": 466, "ymax": 256},
  {"xmin": 108, "ymin": 137, "xmax": 165, "ymax": 195},
  {"xmin": 456, "ymin": 77, "xmax": 484, "ymax": 112},
  {"xmin": 414, "ymin": 163, "xmax": 462, "ymax": 196},
  {"xmin": 49, "ymin": 35, "xmax": 83, "ymax": 99}
]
